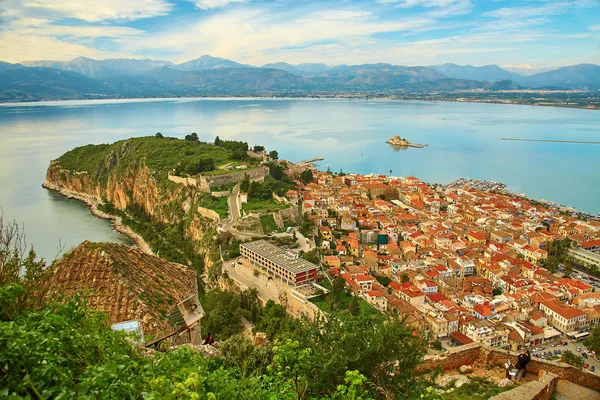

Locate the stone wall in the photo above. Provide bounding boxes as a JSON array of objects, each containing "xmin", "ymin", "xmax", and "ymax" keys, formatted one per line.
[
  {"xmin": 168, "ymin": 173, "xmax": 198, "ymax": 187},
  {"xmin": 417, "ymin": 344, "xmax": 600, "ymax": 392},
  {"xmin": 489, "ymin": 371, "xmax": 559, "ymax": 400},
  {"xmin": 483, "ymin": 347, "xmax": 600, "ymax": 392},
  {"xmin": 198, "ymin": 206, "xmax": 221, "ymax": 223},
  {"xmin": 168, "ymin": 167, "xmax": 267, "ymax": 193},
  {"xmin": 211, "ymin": 190, "xmax": 231, "ymax": 198},
  {"xmin": 416, "ymin": 343, "xmax": 482, "ymax": 372},
  {"xmin": 204, "ymin": 167, "xmax": 268, "ymax": 190},
  {"xmin": 278, "ymin": 205, "xmax": 300, "ymax": 225}
]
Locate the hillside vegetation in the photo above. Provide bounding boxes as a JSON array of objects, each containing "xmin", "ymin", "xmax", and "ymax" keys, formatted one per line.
[
  {"xmin": 56, "ymin": 135, "xmax": 247, "ymax": 185},
  {"xmin": 0, "ymin": 218, "xmax": 435, "ymax": 399}
]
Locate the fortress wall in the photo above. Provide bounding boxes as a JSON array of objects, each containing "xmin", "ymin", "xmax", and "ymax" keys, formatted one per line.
[
  {"xmin": 168, "ymin": 174, "xmax": 198, "ymax": 187},
  {"xmin": 416, "ymin": 343, "xmax": 482, "ymax": 372},
  {"xmin": 197, "ymin": 206, "xmax": 221, "ymax": 223},
  {"xmin": 211, "ymin": 190, "xmax": 231, "ymax": 197},
  {"xmin": 278, "ymin": 206, "xmax": 300, "ymax": 224},
  {"xmin": 204, "ymin": 167, "xmax": 268, "ymax": 189}
]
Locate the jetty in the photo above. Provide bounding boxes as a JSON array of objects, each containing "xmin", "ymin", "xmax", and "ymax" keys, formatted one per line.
[
  {"xmin": 502, "ymin": 138, "xmax": 600, "ymax": 145},
  {"xmin": 297, "ymin": 157, "xmax": 324, "ymax": 166},
  {"xmin": 386, "ymin": 135, "xmax": 428, "ymax": 148}
]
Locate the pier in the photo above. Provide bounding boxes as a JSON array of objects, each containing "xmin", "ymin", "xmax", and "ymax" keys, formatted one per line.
[
  {"xmin": 297, "ymin": 157, "xmax": 324, "ymax": 166},
  {"xmin": 502, "ymin": 138, "xmax": 600, "ymax": 145}
]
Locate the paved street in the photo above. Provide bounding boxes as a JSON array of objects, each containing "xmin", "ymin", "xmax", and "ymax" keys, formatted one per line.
[{"xmin": 526, "ymin": 339, "xmax": 599, "ymax": 376}]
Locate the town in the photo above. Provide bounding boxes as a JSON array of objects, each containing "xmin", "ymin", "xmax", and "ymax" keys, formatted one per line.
[{"xmin": 227, "ymin": 161, "xmax": 600, "ymax": 375}]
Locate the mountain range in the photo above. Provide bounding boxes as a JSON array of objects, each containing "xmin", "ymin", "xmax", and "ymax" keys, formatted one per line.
[{"xmin": 1, "ymin": 55, "xmax": 598, "ymax": 102}]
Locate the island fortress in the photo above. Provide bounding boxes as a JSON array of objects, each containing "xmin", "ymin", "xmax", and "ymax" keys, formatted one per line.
[{"xmin": 386, "ymin": 135, "xmax": 428, "ymax": 148}]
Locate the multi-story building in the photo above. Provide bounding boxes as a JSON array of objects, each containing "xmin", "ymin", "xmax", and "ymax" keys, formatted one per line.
[
  {"xmin": 539, "ymin": 300, "xmax": 587, "ymax": 333},
  {"xmin": 240, "ymin": 240, "xmax": 319, "ymax": 286},
  {"xmin": 461, "ymin": 319, "xmax": 509, "ymax": 349}
]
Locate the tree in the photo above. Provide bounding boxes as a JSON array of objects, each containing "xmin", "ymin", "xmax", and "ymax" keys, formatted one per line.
[
  {"xmin": 300, "ymin": 169, "xmax": 313, "ymax": 184},
  {"xmin": 253, "ymin": 145, "xmax": 265, "ymax": 152},
  {"xmin": 561, "ymin": 350, "xmax": 584, "ymax": 369},
  {"xmin": 269, "ymin": 164, "xmax": 284, "ymax": 180},
  {"xmin": 155, "ymin": 132, "xmax": 163, "ymax": 138},
  {"xmin": 348, "ymin": 298, "xmax": 360, "ymax": 316},
  {"xmin": 584, "ymin": 326, "xmax": 600, "ymax": 353},
  {"xmin": 240, "ymin": 176, "xmax": 250, "ymax": 192},
  {"xmin": 214, "ymin": 136, "xmax": 223, "ymax": 146},
  {"xmin": 185, "ymin": 132, "xmax": 199, "ymax": 141},
  {"xmin": 431, "ymin": 340, "xmax": 443, "ymax": 351},
  {"xmin": 185, "ymin": 156, "xmax": 214, "ymax": 175},
  {"xmin": 492, "ymin": 287, "xmax": 503, "ymax": 296},
  {"xmin": 269, "ymin": 150, "xmax": 278, "ymax": 160},
  {"xmin": 400, "ymin": 273, "xmax": 410, "ymax": 284}
]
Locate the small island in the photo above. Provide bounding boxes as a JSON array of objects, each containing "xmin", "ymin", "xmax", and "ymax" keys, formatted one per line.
[{"xmin": 386, "ymin": 135, "xmax": 428, "ymax": 148}]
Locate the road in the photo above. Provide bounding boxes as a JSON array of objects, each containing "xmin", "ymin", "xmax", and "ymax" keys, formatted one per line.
[
  {"xmin": 220, "ymin": 183, "xmax": 265, "ymax": 239},
  {"xmin": 294, "ymin": 230, "xmax": 314, "ymax": 252},
  {"xmin": 526, "ymin": 339, "xmax": 599, "ymax": 376}
]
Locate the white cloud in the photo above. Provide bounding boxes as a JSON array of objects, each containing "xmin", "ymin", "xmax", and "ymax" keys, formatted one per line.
[
  {"xmin": 392, "ymin": 0, "xmax": 469, "ymax": 8},
  {"xmin": 0, "ymin": 31, "xmax": 113, "ymax": 62},
  {"xmin": 3, "ymin": 0, "xmax": 173, "ymax": 22},
  {"xmin": 193, "ymin": 0, "xmax": 247, "ymax": 10},
  {"xmin": 590, "ymin": 24, "xmax": 600, "ymax": 31}
]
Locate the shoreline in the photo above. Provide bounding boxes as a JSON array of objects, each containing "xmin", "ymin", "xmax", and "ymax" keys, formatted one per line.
[
  {"xmin": 41, "ymin": 181, "xmax": 153, "ymax": 255},
  {"xmin": 1, "ymin": 95, "xmax": 598, "ymax": 111}
]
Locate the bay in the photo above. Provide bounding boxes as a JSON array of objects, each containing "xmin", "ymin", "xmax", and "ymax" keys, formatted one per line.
[{"xmin": 1, "ymin": 98, "xmax": 599, "ymax": 260}]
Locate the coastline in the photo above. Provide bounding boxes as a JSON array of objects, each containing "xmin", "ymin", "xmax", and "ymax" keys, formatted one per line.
[
  {"xmin": 1, "ymin": 95, "xmax": 597, "ymax": 111},
  {"xmin": 41, "ymin": 180, "xmax": 154, "ymax": 255}
]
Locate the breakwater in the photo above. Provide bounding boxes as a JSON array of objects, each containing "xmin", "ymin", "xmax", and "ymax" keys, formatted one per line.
[{"xmin": 502, "ymin": 138, "xmax": 600, "ymax": 144}]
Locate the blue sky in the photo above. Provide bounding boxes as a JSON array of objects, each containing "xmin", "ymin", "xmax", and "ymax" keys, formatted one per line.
[{"xmin": 1, "ymin": 0, "xmax": 599, "ymax": 70}]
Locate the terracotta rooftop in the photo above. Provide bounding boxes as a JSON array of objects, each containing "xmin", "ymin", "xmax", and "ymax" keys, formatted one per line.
[{"xmin": 47, "ymin": 241, "xmax": 198, "ymax": 336}]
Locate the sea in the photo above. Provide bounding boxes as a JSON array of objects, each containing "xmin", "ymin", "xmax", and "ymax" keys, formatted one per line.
[{"xmin": 1, "ymin": 98, "xmax": 599, "ymax": 260}]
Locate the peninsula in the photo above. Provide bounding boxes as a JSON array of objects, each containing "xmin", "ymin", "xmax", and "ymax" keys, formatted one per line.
[{"xmin": 386, "ymin": 135, "xmax": 428, "ymax": 148}]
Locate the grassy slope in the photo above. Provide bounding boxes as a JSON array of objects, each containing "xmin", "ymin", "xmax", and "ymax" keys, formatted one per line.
[{"xmin": 56, "ymin": 136, "xmax": 234, "ymax": 184}]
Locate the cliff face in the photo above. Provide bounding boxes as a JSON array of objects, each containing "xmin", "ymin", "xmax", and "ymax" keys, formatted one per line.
[
  {"xmin": 46, "ymin": 160, "xmax": 171, "ymax": 223},
  {"xmin": 43, "ymin": 141, "xmax": 220, "ymax": 265}
]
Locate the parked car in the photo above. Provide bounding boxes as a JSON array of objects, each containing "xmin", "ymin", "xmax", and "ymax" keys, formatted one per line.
[
  {"xmin": 562, "ymin": 342, "xmax": 568, "ymax": 346},
  {"xmin": 577, "ymin": 346, "xmax": 582, "ymax": 352},
  {"xmin": 584, "ymin": 363, "xmax": 589, "ymax": 369},
  {"xmin": 583, "ymin": 353, "xmax": 589, "ymax": 358},
  {"xmin": 551, "ymin": 343, "xmax": 557, "ymax": 347},
  {"xmin": 591, "ymin": 366, "xmax": 596, "ymax": 372},
  {"xmin": 558, "ymin": 350, "xmax": 562, "ymax": 355}
]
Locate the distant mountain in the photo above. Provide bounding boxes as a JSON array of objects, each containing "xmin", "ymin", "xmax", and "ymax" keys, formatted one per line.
[
  {"xmin": 174, "ymin": 55, "xmax": 250, "ymax": 71},
  {"xmin": 487, "ymin": 79, "xmax": 522, "ymax": 91},
  {"xmin": 0, "ymin": 67, "xmax": 109, "ymax": 101},
  {"xmin": 2, "ymin": 56, "xmax": 599, "ymax": 102},
  {"xmin": 261, "ymin": 62, "xmax": 331, "ymax": 76},
  {"xmin": 261, "ymin": 62, "xmax": 301, "ymax": 75},
  {"xmin": 518, "ymin": 64, "xmax": 600, "ymax": 89},
  {"xmin": 0, "ymin": 61, "xmax": 23, "ymax": 71},
  {"xmin": 170, "ymin": 68, "xmax": 312, "ymax": 91},
  {"xmin": 95, "ymin": 58, "xmax": 174, "ymax": 76},
  {"xmin": 22, "ymin": 57, "xmax": 173, "ymax": 77},
  {"xmin": 502, "ymin": 66, "xmax": 556, "ymax": 77},
  {"xmin": 295, "ymin": 63, "xmax": 330, "ymax": 74},
  {"xmin": 430, "ymin": 63, "xmax": 522, "ymax": 82},
  {"xmin": 312, "ymin": 63, "xmax": 445, "ymax": 84}
]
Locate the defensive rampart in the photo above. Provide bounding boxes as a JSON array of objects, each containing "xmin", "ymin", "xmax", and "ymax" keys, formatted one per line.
[{"xmin": 168, "ymin": 167, "xmax": 268, "ymax": 193}]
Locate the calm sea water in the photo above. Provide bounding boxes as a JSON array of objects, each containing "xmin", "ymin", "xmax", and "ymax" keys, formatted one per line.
[{"xmin": 1, "ymin": 98, "xmax": 599, "ymax": 260}]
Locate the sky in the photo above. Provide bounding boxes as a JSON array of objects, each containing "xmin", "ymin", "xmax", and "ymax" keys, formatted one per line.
[{"xmin": 1, "ymin": 0, "xmax": 599, "ymax": 69}]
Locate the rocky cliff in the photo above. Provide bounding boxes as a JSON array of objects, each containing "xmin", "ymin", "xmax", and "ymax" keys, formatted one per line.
[{"xmin": 42, "ymin": 137, "xmax": 231, "ymax": 272}]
